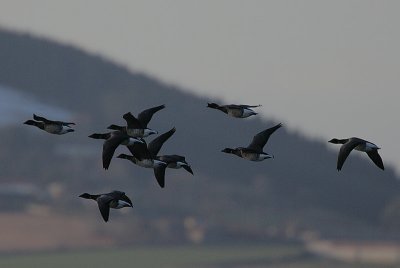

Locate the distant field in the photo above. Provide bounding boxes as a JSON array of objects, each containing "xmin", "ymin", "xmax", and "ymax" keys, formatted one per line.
[{"xmin": 0, "ymin": 244, "xmax": 396, "ymax": 268}]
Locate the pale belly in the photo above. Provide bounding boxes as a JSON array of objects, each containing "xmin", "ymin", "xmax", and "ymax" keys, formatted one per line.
[
  {"xmin": 127, "ymin": 128, "xmax": 144, "ymax": 137},
  {"xmin": 109, "ymin": 200, "xmax": 131, "ymax": 209},
  {"xmin": 241, "ymin": 152, "xmax": 260, "ymax": 161},
  {"xmin": 167, "ymin": 162, "xmax": 185, "ymax": 169},
  {"xmin": 241, "ymin": 108, "xmax": 255, "ymax": 118},
  {"xmin": 227, "ymin": 109, "xmax": 243, "ymax": 118},
  {"xmin": 355, "ymin": 142, "xmax": 378, "ymax": 152},
  {"xmin": 242, "ymin": 151, "xmax": 271, "ymax": 161},
  {"xmin": 136, "ymin": 159, "xmax": 155, "ymax": 168},
  {"xmin": 44, "ymin": 124, "xmax": 62, "ymax": 134}
]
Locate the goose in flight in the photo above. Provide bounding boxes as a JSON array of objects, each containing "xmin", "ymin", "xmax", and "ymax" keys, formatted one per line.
[
  {"xmin": 117, "ymin": 127, "xmax": 177, "ymax": 188},
  {"xmin": 89, "ymin": 131, "xmax": 143, "ymax": 170},
  {"xmin": 79, "ymin": 191, "xmax": 133, "ymax": 222},
  {"xmin": 329, "ymin": 137, "xmax": 384, "ymax": 171},
  {"xmin": 222, "ymin": 123, "xmax": 282, "ymax": 161},
  {"xmin": 207, "ymin": 103, "xmax": 261, "ymax": 118},
  {"xmin": 24, "ymin": 114, "xmax": 75, "ymax": 135},
  {"xmin": 108, "ymin": 104, "xmax": 165, "ymax": 137}
]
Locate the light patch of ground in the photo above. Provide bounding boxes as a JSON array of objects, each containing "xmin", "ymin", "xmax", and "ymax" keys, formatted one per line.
[{"xmin": 0, "ymin": 212, "xmax": 113, "ymax": 252}]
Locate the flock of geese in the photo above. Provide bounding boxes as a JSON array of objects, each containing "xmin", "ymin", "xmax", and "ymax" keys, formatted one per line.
[{"xmin": 23, "ymin": 102, "xmax": 385, "ymax": 222}]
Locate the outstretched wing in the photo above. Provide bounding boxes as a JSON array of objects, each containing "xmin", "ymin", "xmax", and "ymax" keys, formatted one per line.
[
  {"xmin": 247, "ymin": 123, "xmax": 282, "ymax": 151},
  {"xmin": 367, "ymin": 150, "xmax": 384, "ymax": 170},
  {"xmin": 154, "ymin": 166, "xmax": 166, "ymax": 188},
  {"xmin": 33, "ymin": 114, "xmax": 75, "ymax": 126},
  {"xmin": 102, "ymin": 133, "xmax": 126, "ymax": 169},
  {"xmin": 127, "ymin": 140, "xmax": 151, "ymax": 160},
  {"xmin": 123, "ymin": 112, "xmax": 142, "ymax": 128},
  {"xmin": 137, "ymin": 105, "xmax": 165, "ymax": 127},
  {"xmin": 337, "ymin": 139, "xmax": 364, "ymax": 171},
  {"xmin": 148, "ymin": 127, "xmax": 176, "ymax": 156},
  {"xmin": 239, "ymin": 104, "xmax": 261, "ymax": 108},
  {"xmin": 97, "ymin": 195, "xmax": 113, "ymax": 222}
]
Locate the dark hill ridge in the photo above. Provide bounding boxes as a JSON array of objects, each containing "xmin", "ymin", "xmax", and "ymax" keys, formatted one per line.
[{"xmin": 0, "ymin": 29, "xmax": 399, "ymax": 243}]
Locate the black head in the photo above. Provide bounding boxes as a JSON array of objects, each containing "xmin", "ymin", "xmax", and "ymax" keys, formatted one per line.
[
  {"xmin": 221, "ymin": 148, "xmax": 234, "ymax": 154},
  {"xmin": 207, "ymin": 103, "xmax": 219, "ymax": 109},
  {"xmin": 328, "ymin": 138, "xmax": 346, "ymax": 144},
  {"xmin": 79, "ymin": 193, "xmax": 92, "ymax": 199},
  {"xmin": 24, "ymin": 120, "xmax": 37, "ymax": 126}
]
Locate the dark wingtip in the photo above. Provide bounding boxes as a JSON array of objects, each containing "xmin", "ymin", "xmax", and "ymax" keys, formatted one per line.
[{"xmin": 184, "ymin": 166, "xmax": 194, "ymax": 175}]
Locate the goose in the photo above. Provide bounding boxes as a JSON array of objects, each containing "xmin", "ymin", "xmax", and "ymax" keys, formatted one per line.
[
  {"xmin": 88, "ymin": 131, "xmax": 143, "ymax": 170},
  {"xmin": 117, "ymin": 127, "xmax": 176, "ymax": 188},
  {"xmin": 79, "ymin": 190, "xmax": 132, "ymax": 222},
  {"xmin": 156, "ymin": 155, "xmax": 193, "ymax": 175},
  {"xmin": 24, "ymin": 114, "xmax": 75, "ymax": 135},
  {"xmin": 152, "ymin": 155, "xmax": 193, "ymax": 185},
  {"xmin": 207, "ymin": 103, "xmax": 261, "ymax": 118},
  {"xmin": 222, "ymin": 123, "xmax": 282, "ymax": 161},
  {"xmin": 108, "ymin": 104, "xmax": 165, "ymax": 137},
  {"xmin": 328, "ymin": 137, "xmax": 384, "ymax": 171}
]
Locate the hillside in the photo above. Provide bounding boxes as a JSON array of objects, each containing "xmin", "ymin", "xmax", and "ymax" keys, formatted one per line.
[{"xmin": 0, "ymin": 29, "xmax": 399, "ymax": 249}]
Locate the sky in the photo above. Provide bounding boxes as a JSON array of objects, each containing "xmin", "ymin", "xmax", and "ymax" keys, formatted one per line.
[{"xmin": 0, "ymin": 0, "xmax": 399, "ymax": 172}]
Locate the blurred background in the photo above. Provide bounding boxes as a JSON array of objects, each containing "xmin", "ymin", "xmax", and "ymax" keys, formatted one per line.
[{"xmin": 0, "ymin": 1, "xmax": 400, "ymax": 267}]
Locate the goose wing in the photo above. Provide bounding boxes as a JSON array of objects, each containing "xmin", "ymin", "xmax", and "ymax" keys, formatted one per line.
[
  {"xmin": 148, "ymin": 127, "xmax": 176, "ymax": 156},
  {"xmin": 109, "ymin": 191, "xmax": 133, "ymax": 206},
  {"xmin": 239, "ymin": 104, "xmax": 261, "ymax": 108},
  {"xmin": 33, "ymin": 114, "xmax": 75, "ymax": 126},
  {"xmin": 97, "ymin": 195, "xmax": 114, "ymax": 222},
  {"xmin": 154, "ymin": 166, "xmax": 166, "ymax": 188},
  {"xmin": 123, "ymin": 112, "xmax": 142, "ymax": 128},
  {"xmin": 127, "ymin": 140, "xmax": 151, "ymax": 160},
  {"xmin": 137, "ymin": 104, "xmax": 165, "ymax": 127},
  {"xmin": 337, "ymin": 138, "xmax": 364, "ymax": 170},
  {"xmin": 102, "ymin": 132, "xmax": 127, "ymax": 169},
  {"xmin": 247, "ymin": 123, "xmax": 282, "ymax": 151},
  {"xmin": 367, "ymin": 150, "xmax": 385, "ymax": 170}
]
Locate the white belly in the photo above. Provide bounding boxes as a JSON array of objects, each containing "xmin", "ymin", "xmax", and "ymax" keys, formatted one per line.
[
  {"xmin": 127, "ymin": 128, "xmax": 143, "ymax": 137},
  {"xmin": 355, "ymin": 142, "xmax": 378, "ymax": 152},
  {"xmin": 241, "ymin": 108, "xmax": 255, "ymax": 118},
  {"xmin": 115, "ymin": 200, "xmax": 131, "ymax": 209},
  {"xmin": 136, "ymin": 159, "xmax": 155, "ymax": 168},
  {"xmin": 44, "ymin": 124, "xmax": 62, "ymax": 134}
]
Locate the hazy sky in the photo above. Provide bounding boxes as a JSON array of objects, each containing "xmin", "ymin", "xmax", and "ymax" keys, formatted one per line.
[{"xmin": 0, "ymin": 1, "xmax": 399, "ymax": 172}]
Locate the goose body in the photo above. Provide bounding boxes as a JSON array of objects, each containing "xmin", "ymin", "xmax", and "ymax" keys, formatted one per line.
[{"xmin": 329, "ymin": 137, "xmax": 384, "ymax": 171}]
